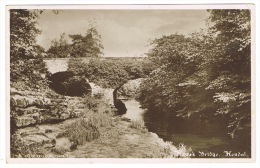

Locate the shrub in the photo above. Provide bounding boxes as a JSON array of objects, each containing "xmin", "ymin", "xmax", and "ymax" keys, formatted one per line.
[
  {"xmin": 64, "ymin": 118, "xmax": 100, "ymax": 145},
  {"xmin": 129, "ymin": 119, "xmax": 147, "ymax": 132},
  {"xmin": 63, "ymin": 111, "xmax": 113, "ymax": 145},
  {"xmin": 60, "ymin": 96, "xmax": 113, "ymax": 145},
  {"xmin": 87, "ymin": 110, "xmax": 113, "ymax": 128}
]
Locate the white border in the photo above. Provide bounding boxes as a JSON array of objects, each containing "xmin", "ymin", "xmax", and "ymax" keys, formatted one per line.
[{"xmin": 1, "ymin": 1, "xmax": 259, "ymax": 168}]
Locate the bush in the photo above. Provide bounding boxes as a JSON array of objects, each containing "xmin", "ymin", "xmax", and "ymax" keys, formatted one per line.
[
  {"xmin": 59, "ymin": 96, "xmax": 114, "ymax": 145},
  {"xmin": 62, "ymin": 111, "xmax": 113, "ymax": 145},
  {"xmin": 129, "ymin": 119, "xmax": 148, "ymax": 133},
  {"xmin": 64, "ymin": 118, "xmax": 100, "ymax": 145}
]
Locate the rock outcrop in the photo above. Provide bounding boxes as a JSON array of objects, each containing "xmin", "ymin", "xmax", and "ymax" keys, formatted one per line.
[{"xmin": 10, "ymin": 88, "xmax": 86, "ymax": 128}]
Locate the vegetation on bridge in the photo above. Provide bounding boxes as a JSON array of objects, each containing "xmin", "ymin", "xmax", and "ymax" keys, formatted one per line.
[{"xmin": 67, "ymin": 57, "xmax": 157, "ymax": 88}]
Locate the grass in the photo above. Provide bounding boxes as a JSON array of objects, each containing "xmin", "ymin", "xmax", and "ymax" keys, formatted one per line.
[
  {"xmin": 64, "ymin": 118, "xmax": 100, "ymax": 145},
  {"xmin": 61, "ymin": 112, "xmax": 113, "ymax": 145},
  {"xmin": 59, "ymin": 96, "xmax": 114, "ymax": 146},
  {"xmin": 129, "ymin": 119, "xmax": 148, "ymax": 133},
  {"xmin": 88, "ymin": 111, "xmax": 113, "ymax": 128},
  {"xmin": 129, "ymin": 119, "xmax": 145, "ymax": 129}
]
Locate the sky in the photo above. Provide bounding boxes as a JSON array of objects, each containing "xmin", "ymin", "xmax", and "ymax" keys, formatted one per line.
[{"xmin": 36, "ymin": 10, "xmax": 209, "ymax": 57}]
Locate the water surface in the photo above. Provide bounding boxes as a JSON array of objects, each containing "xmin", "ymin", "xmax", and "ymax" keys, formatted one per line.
[{"xmin": 123, "ymin": 100, "xmax": 251, "ymax": 158}]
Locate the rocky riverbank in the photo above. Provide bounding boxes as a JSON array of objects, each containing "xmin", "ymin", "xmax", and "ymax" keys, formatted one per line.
[
  {"xmin": 10, "ymin": 79, "xmax": 191, "ymax": 158},
  {"xmin": 11, "ymin": 116, "xmax": 190, "ymax": 158}
]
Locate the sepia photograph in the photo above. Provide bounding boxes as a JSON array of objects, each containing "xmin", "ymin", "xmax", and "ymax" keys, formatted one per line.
[{"xmin": 6, "ymin": 4, "xmax": 255, "ymax": 162}]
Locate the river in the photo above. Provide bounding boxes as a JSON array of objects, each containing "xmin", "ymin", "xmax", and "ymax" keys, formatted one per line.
[{"xmin": 123, "ymin": 99, "xmax": 251, "ymax": 158}]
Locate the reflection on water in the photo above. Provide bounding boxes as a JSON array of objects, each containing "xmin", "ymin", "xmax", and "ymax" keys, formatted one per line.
[{"xmin": 124, "ymin": 100, "xmax": 251, "ymax": 158}]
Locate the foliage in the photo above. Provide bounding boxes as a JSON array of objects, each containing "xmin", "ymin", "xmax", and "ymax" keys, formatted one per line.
[
  {"xmin": 10, "ymin": 9, "xmax": 41, "ymax": 60},
  {"xmin": 83, "ymin": 96, "xmax": 113, "ymax": 115},
  {"xmin": 10, "ymin": 9, "xmax": 48, "ymax": 88},
  {"xmin": 138, "ymin": 9, "xmax": 251, "ymax": 139},
  {"xmin": 46, "ymin": 33, "xmax": 72, "ymax": 58},
  {"xmin": 59, "ymin": 96, "xmax": 113, "ymax": 145},
  {"xmin": 68, "ymin": 58, "xmax": 156, "ymax": 88},
  {"xmin": 45, "ymin": 22, "xmax": 103, "ymax": 58},
  {"xmin": 138, "ymin": 34, "xmax": 207, "ymax": 113},
  {"xmin": 69, "ymin": 26, "xmax": 104, "ymax": 58},
  {"xmin": 129, "ymin": 119, "xmax": 147, "ymax": 132},
  {"xmin": 207, "ymin": 9, "xmax": 251, "ymax": 138},
  {"xmin": 64, "ymin": 118, "xmax": 100, "ymax": 145}
]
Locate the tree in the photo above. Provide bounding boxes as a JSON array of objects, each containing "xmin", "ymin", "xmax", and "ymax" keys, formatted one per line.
[
  {"xmin": 47, "ymin": 32, "xmax": 72, "ymax": 58},
  {"xmin": 206, "ymin": 9, "xmax": 251, "ymax": 138},
  {"xmin": 10, "ymin": 9, "xmax": 47, "ymax": 84},
  {"xmin": 138, "ymin": 34, "xmax": 206, "ymax": 113},
  {"xmin": 10, "ymin": 9, "xmax": 41, "ymax": 60},
  {"xmin": 69, "ymin": 25, "xmax": 104, "ymax": 58},
  {"xmin": 138, "ymin": 9, "xmax": 251, "ymax": 139}
]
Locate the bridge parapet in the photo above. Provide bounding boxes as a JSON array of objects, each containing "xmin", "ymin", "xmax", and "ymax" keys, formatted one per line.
[{"xmin": 43, "ymin": 57, "xmax": 147, "ymax": 74}]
